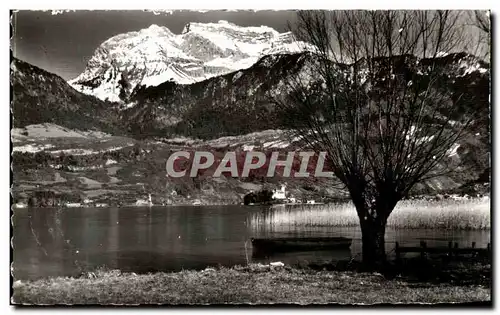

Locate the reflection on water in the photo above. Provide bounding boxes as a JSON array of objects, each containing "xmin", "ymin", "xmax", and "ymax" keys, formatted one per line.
[{"xmin": 12, "ymin": 205, "xmax": 490, "ymax": 280}]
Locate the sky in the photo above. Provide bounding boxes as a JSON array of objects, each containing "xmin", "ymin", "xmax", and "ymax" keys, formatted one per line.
[
  {"xmin": 11, "ymin": 10, "xmax": 298, "ymax": 80},
  {"xmin": 11, "ymin": 10, "xmax": 488, "ymax": 81}
]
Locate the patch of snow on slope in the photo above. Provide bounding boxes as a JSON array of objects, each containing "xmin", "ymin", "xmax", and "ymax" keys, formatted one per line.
[
  {"xmin": 50, "ymin": 144, "xmax": 135, "ymax": 156},
  {"xmin": 10, "ymin": 61, "xmax": 23, "ymax": 77},
  {"xmin": 11, "ymin": 124, "xmax": 111, "ymax": 143},
  {"xmin": 50, "ymin": 148, "xmax": 96, "ymax": 155},
  {"xmin": 13, "ymin": 143, "xmax": 55, "ymax": 153},
  {"xmin": 140, "ymin": 66, "xmax": 198, "ymax": 86},
  {"xmin": 71, "ymin": 83, "xmax": 123, "ymax": 103},
  {"xmin": 263, "ymin": 140, "xmax": 290, "ymax": 148},
  {"xmin": 461, "ymin": 63, "xmax": 488, "ymax": 76},
  {"xmin": 457, "ymin": 58, "xmax": 488, "ymax": 77},
  {"xmin": 447, "ymin": 143, "xmax": 461, "ymax": 157},
  {"xmin": 205, "ymin": 57, "xmax": 257, "ymax": 70},
  {"xmin": 232, "ymin": 71, "xmax": 243, "ymax": 82},
  {"xmin": 12, "ymin": 124, "xmax": 86, "ymax": 139},
  {"xmin": 417, "ymin": 135, "xmax": 435, "ymax": 145}
]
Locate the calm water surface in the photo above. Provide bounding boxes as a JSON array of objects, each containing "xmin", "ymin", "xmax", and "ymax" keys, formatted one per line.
[{"xmin": 12, "ymin": 205, "xmax": 490, "ymax": 280}]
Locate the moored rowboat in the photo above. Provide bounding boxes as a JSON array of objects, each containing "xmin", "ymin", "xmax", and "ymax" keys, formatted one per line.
[{"xmin": 251, "ymin": 237, "xmax": 352, "ymax": 255}]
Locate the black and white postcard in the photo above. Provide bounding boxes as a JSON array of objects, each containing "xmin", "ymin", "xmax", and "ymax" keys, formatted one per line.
[{"xmin": 10, "ymin": 8, "xmax": 491, "ymax": 306}]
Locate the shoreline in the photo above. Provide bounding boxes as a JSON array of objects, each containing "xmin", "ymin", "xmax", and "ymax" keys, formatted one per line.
[
  {"xmin": 12, "ymin": 197, "xmax": 491, "ymax": 231},
  {"xmin": 12, "ymin": 193, "xmax": 489, "ymax": 209}
]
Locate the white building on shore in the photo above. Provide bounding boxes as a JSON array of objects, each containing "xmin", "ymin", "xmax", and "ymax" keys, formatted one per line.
[{"xmin": 272, "ymin": 185, "xmax": 287, "ymax": 200}]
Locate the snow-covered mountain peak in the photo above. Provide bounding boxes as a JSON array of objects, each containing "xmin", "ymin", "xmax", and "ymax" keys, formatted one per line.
[
  {"xmin": 146, "ymin": 23, "xmax": 164, "ymax": 30},
  {"xmin": 139, "ymin": 24, "xmax": 175, "ymax": 36},
  {"xmin": 100, "ymin": 24, "xmax": 177, "ymax": 50},
  {"xmin": 184, "ymin": 20, "xmax": 279, "ymax": 36},
  {"xmin": 70, "ymin": 21, "xmax": 315, "ymax": 102}
]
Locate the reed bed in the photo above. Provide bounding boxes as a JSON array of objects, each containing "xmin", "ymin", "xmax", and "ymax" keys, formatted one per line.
[{"xmin": 250, "ymin": 198, "xmax": 490, "ymax": 230}]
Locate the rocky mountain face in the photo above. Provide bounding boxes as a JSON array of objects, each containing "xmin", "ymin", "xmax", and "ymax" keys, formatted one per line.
[
  {"xmin": 123, "ymin": 53, "xmax": 310, "ymax": 138},
  {"xmin": 11, "ymin": 58, "xmax": 122, "ymax": 134},
  {"xmin": 124, "ymin": 52, "xmax": 490, "ymax": 139},
  {"xmin": 69, "ymin": 21, "xmax": 314, "ymax": 103}
]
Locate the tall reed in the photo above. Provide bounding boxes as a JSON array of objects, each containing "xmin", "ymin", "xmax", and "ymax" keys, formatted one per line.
[{"xmin": 249, "ymin": 198, "xmax": 490, "ymax": 230}]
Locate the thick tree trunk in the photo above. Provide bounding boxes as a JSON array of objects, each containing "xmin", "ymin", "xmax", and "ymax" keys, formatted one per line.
[
  {"xmin": 349, "ymin": 187, "xmax": 397, "ymax": 271},
  {"xmin": 359, "ymin": 216, "xmax": 387, "ymax": 270}
]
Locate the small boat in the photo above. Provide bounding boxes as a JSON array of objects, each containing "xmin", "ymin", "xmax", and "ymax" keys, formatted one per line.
[{"xmin": 251, "ymin": 237, "xmax": 352, "ymax": 255}]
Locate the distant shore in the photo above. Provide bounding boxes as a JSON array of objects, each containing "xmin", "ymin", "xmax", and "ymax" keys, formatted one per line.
[{"xmin": 12, "ymin": 192, "xmax": 487, "ymax": 209}]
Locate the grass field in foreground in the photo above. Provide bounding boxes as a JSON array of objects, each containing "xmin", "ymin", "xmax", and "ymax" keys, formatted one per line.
[
  {"xmin": 12, "ymin": 265, "xmax": 490, "ymax": 305},
  {"xmin": 250, "ymin": 198, "xmax": 490, "ymax": 230}
]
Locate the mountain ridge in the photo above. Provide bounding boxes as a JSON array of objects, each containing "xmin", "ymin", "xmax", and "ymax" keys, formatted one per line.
[
  {"xmin": 11, "ymin": 57, "xmax": 123, "ymax": 134},
  {"xmin": 124, "ymin": 51, "xmax": 490, "ymax": 140}
]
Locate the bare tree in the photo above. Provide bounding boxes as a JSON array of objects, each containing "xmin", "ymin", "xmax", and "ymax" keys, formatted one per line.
[
  {"xmin": 275, "ymin": 10, "xmax": 482, "ymax": 268},
  {"xmin": 471, "ymin": 10, "xmax": 490, "ymax": 34}
]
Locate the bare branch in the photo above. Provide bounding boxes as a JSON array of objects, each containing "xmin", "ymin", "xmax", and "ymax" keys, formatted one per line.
[{"xmin": 276, "ymin": 10, "xmax": 482, "ymax": 222}]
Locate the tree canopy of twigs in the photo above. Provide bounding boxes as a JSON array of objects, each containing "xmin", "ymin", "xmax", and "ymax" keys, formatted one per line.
[
  {"xmin": 472, "ymin": 10, "xmax": 490, "ymax": 34},
  {"xmin": 468, "ymin": 10, "xmax": 490, "ymax": 59}
]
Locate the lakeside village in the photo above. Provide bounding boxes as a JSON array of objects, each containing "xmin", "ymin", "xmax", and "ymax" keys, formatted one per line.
[
  {"xmin": 13, "ymin": 149, "xmax": 488, "ymax": 209},
  {"xmin": 243, "ymin": 184, "xmax": 321, "ymax": 206},
  {"xmin": 13, "ymin": 183, "xmax": 321, "ymax": 209}
]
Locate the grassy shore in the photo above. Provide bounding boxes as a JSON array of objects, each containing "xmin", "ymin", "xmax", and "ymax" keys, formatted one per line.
[
  {"xmin": 250, "ymin": 198, "xmax": 490, "ymax": 230},
  {"xmin": 12, "ymin": 264, "xmax": 490, "ymax": 305}
]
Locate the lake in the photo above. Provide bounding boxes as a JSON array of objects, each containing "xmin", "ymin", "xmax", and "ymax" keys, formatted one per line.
[{"xmin": 12, "ymin": 205, "xmax": 491, "ymax": 280}]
